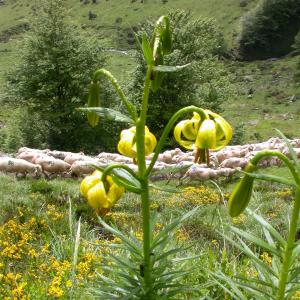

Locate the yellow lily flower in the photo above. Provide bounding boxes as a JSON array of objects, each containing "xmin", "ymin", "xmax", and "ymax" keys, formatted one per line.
[
  {"xmin": 205, "ymin": 110, "xmax": 233, "ymax": 151},
  {"xmin": 80, "ymin": 171, "xmax": 124, "ymax": 215},
  {"xmin": 174, "ymin": 110, "xmax": 232, "ymax": 164},
  {"xmin": 117, "ymin": 126, "xmax": 157, "ymax": 158}
]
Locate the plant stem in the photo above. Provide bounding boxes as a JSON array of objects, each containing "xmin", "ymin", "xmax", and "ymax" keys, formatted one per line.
[
  {"xmin": 93, "ymin": 68, "xmax": 137, "ymax": 121},
  {"xmin": 276, "ymin": 188, "xmax": 300, "ymax": 299},
  {"xmin": 251, "ymin": 151, "xmax": 300, "ymax": 186},
  {"xmin": 140, "ymin": 180, "xmax": 152, "ymax": 297},
  {"xmin": 136, "ymin": 65, "xmax": 153, "ymax": 297}
]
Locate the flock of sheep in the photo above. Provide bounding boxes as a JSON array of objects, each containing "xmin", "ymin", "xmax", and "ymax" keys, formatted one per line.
[{"xmin": 0, "ymin": 137, "xmax": 300, "ymax": 181}]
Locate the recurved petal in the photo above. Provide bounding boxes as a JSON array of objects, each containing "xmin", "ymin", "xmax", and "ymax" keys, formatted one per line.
[
  {"xmin": 107, "ymin": 183, "xmax": 125, "ymax": 207},
  {"xmin": 174, "ymin": 120, "xmax": 195, "ymax": 150},
  {"xmin": 80, "ymin": 175, "xmax": 101, "ymax": 198},
  {"xmin": 204, "ymin": 110, "xmax": 232, "ymax": 151},
  {"xmin": 145, "ymin": 130, "xmax": 157, "ymax": 156}
]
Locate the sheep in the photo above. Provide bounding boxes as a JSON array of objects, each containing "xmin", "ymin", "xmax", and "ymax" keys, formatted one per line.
[
  {"xmin": 17, "ymin": 147, "xmax": 49, "ymax": 155},
  {"xmin": 64, "ymin": 153, "xmax": 91, "ymax": 165},
  {"xmin": 35, "ymin": 156, "xmax": 71, "ymax": 175},
  {"xmin": 70, "ymin": 160, "xmax": 106, "ymax": 177},
  {"xmin": 220, "ymin": 157, "xmax": 249, "ymax": 169},
  {"xmin": 0, "ymin": 157, "xmax": 42, "ymax": 177},
  {"xmin": 48, "ymin": 150, "xmax": 84, "ymax": 160}
]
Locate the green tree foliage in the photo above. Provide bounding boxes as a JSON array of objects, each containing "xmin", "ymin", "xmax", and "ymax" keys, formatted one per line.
[
  {"xmin": 129, "ymin": 11, "xmax": 233, "ymax": 146},
  {"xmin": 238, "ymin": 0, "xmax": 300, "ymax": 60},
  {"xmin": 6, "ymin": 0, "xmax": 113, "ymax": 152}
]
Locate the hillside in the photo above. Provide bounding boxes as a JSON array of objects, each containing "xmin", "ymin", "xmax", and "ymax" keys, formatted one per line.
[{"xmin": 0, "ymin": 0, "xmax": 299, "ymax": 149}]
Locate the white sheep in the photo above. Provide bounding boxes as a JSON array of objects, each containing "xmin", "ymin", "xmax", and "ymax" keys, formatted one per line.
[
  {"xmin": 35, "ymin": 157, "xmax": 71, "ymax": 175},
  {"xmin": 0, "ymin": 157, "xmax": 42, "ymax": 177}
]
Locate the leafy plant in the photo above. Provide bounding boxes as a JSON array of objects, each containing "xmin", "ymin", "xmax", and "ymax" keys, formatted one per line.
[
  {"xmin": 128, "ymin": 10, "xmax": 233, "ymax": 147},
  {"xmin": 214, "ymin": 131, "xmax": 300, "ymax": 299},
  {"xmin": 78, "ymin": 15, "xmax": 233, "ymax": 298},
  {"xmin": 238, "ymin": 0, "xmax": 300, "ymax": 60}
]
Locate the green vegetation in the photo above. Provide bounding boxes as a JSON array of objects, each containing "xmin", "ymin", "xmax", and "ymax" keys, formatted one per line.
[
  {"xmin": 5, "ymin": 0, "xmax": 108, "ymax": 152},
  {"xmin": 238, "ymin": 0, "xmax": 300, "ymax": 60},
  {"xmin": 0, "ymin": 168, "xmax": 296, "ymax": 298},
  {"xmin": 129, "ymin": 11, "xmax": 233, "ymax": 147}
]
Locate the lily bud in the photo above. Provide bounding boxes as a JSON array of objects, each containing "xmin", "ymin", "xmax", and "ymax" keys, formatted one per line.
[
  {"xmin": 161, "ymin": 23, "xmax": 172, "ymax": 55},
  {"xmin": 117, "ymin": 126, "xmax": 157, "ymax": 158},
  {"xmin": 87, "ymin": 81, "xmax": 100, "ymax": 127},
  {"xmin": 228, "ymin": 162, "xmax": 257, "ymax": 218}
]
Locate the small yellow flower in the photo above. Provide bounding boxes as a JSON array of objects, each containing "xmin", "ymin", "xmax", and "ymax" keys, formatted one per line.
[{"xmin": 66, "ymin": 280, "xmax": 73, "ymax": 288}]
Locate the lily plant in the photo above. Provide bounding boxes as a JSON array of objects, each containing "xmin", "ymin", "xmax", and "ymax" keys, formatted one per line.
[
  {"xmin": 213, "ymin": 132, "xmax": 300, "ymax": 300},
  {"xmin": 79, "ymin": 16, "xmax": 232, "ymax": 299}
]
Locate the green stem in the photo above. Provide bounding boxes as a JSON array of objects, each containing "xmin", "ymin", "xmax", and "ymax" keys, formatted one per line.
[
  {"xmin": 145, "ymin": 105, "xmax": 208, "ymax": 177},
  {"xmin": 136, "ymin": 65, "xmax": 153, "ymax": 298},
  {"xmin": 93, "ymin": 68, "xmax": 137, "ymax": 121},
  {"xmin": 277, "ymin": 188, "xmax": 300, "ymax": 300},
  {"xmin": 250, "ymin": 151, "xmax": 300, "ymax": 186}
]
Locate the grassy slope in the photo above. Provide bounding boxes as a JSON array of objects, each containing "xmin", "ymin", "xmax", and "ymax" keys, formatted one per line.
[{"xmin": 0, "ymin": 0, "xmax": 300, "ymax": 145}]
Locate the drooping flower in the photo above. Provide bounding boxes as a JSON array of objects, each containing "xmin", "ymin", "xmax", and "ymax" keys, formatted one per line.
[
  {"xmin": 117, "ymin": 126, "xmax": 157, "ymax": 159},
  {"xmin": 80, "ymin": 170, "xmax": 124, "ymax": 215},
  {"xmin": 174, "ymin": 110, "xmax": 232, "ymax": 164}
]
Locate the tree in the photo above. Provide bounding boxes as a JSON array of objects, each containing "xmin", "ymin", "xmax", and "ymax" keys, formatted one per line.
[
  {"xmin": 238, "ymin": 0, "xmax": 300, "ymax": 60},
  {"xmin": 128, "ymin": 10, "xmax": 233, "ymax": 146},
  {"xmin": 7, "ymin": 0, "xmax": 109, "ymax": 152}
]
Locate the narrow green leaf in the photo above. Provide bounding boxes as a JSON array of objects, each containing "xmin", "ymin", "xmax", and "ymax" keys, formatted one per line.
[
  {"xmin": 153, "ymin": 63, "xmax": 191, "ymax": 72},
  {"xmin": 230, "ymin": 226, "xmax": 281, "ymax": 257},
  {"xmin": 210, "ymin": 272, "xmax": 248, "ymax": 300},
  {"xmin": 151, "ymin": 207, "xmax": 198, "ymax": 251},
  {"xmin": 142, "ymin": 33, "xmax": 153, "ymax": 64},
  {"xmin": 235, "ymin": 281, "xmax": 275, "ymax": 299},
  {"xmin": 276, "ymin": 129, "xmax": 300, "ymax": 169},
  {"xmin": 220, "ymin": 231, "xmax": 278, "ymax": 278},
  {"xmin": 111, "ymin": 169, "xmax": 142, "ymax": 194},
  {"xmin": 242, "ymin": 171, "xmax": 296, "ymax": 187},
  {"xmin": 98, "ymin": 218, "xmax": 142, "ymax": 258},
  {"xmin": 246, "ymin": 209, "xmax": 286, "ymax": 248},
  {"xmin": 149, "ymin": 183, "xmax": 182, "ymax": 193},
  {"xmin": 78, "ymin": 107, "xmax": 134, "ymax": 124}
]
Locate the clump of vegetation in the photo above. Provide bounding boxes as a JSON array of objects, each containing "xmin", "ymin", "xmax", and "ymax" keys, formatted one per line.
[
  {"xmin": 6, "ymin": 0, "xmax": 111, "ymax": 152},
  {"xmin": 238, "ymin": 0, "xmax": 300, "ymax": 60}
]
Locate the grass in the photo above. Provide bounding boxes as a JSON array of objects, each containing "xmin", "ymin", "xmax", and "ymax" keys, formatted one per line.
[
  {"xmin": 224, "ymin": 56, "xmax": 300, "ymax": 142},
  {"xmin": 0, "ymin": 164, "xmax": 296, "ymax": 298},
  {"xmin": 0, "ymin": 0, "xmax": 300, "ymax": 147}
]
